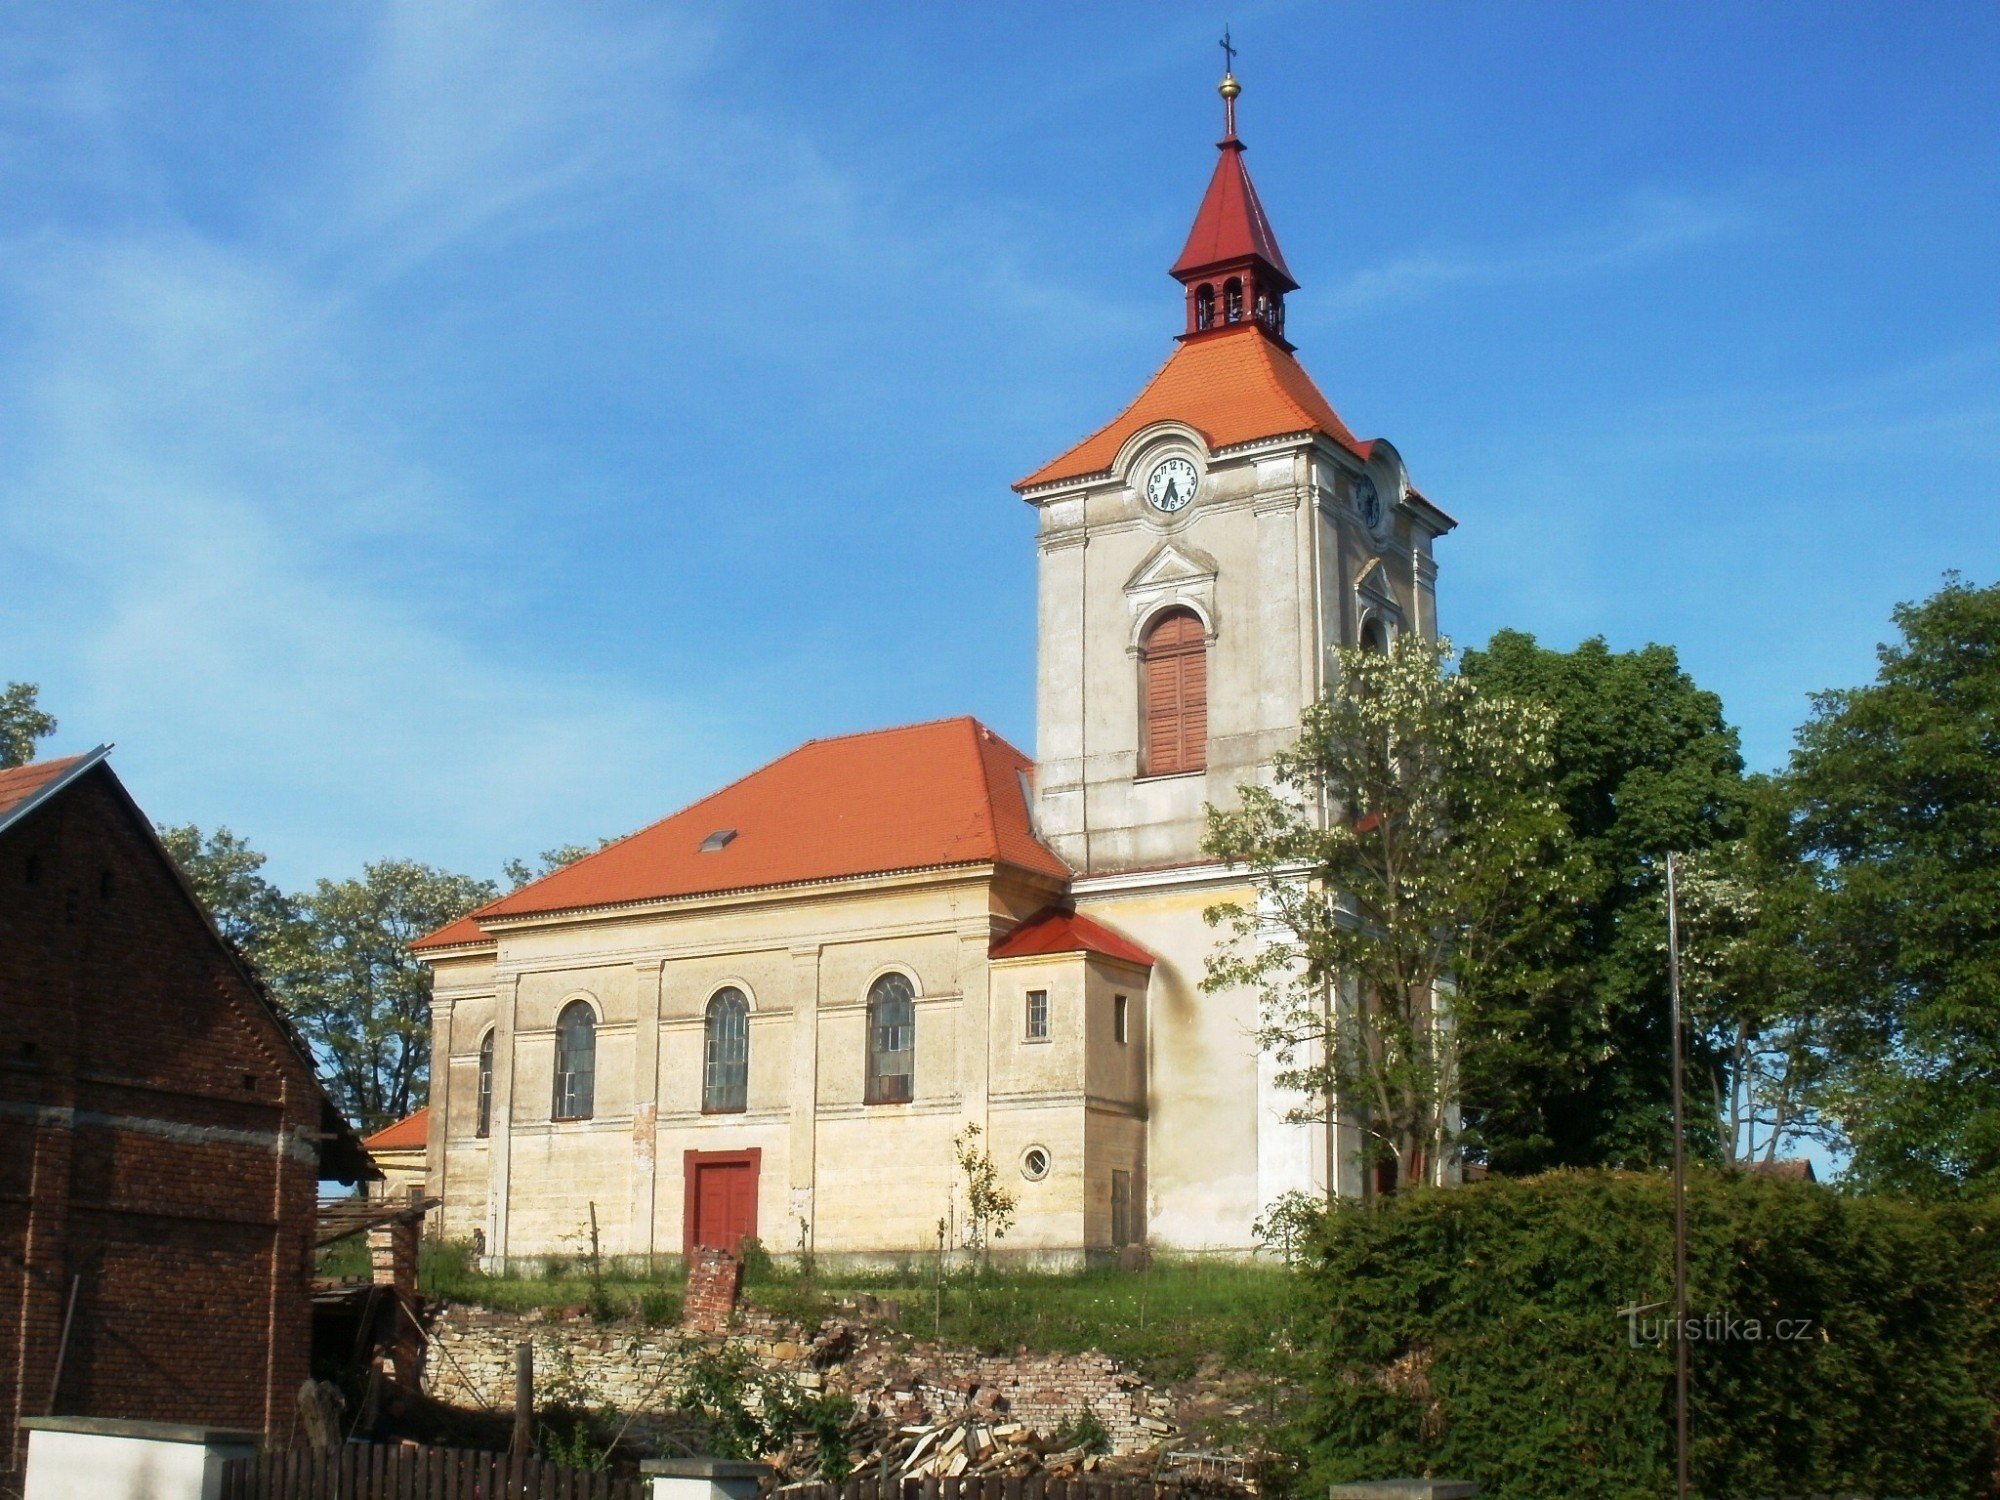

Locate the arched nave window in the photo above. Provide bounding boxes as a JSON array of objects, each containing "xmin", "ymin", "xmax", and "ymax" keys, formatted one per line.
[
  {"xmin": 552, "ymin": 1001, "xmax": 596, "ymax": 1121},
  {"xmin": 475, "ymin": 1030, "xmax": 494, "ymax": 1138},
  {"xmin": 866, "ymin": 972, "xmax": 916, "ymax": 1105},
  {"xmin": 1140, "ymin": 607, "xmax": 1208, "ymax": 777},
  {"xmin": 703, "ymin": 988, "xmax": 750, "ymax": 1113}
]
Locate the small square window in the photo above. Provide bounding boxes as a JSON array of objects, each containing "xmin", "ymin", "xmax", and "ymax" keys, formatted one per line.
[
  {"xmin": 1025, "ymin": 989, "xmax": 1049, "ymax": 1042},
  {"xmin": 1114, "ymin": 994, "xmax": 1129, "ymax": 1045}
]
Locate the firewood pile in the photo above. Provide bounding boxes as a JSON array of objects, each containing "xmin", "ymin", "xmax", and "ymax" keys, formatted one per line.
[{"xmin": 771, "ymin": 1408, "xmax": 1222, "ymax": 1489}]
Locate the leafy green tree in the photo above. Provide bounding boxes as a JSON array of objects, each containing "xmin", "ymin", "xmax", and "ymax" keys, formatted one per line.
[
  {"xmin": 0, "ymin": 682, "xmax": 56, "ymax": 768},
  {"xmin": 1669, "ymin": 786, "xmax": 1839, "ymax": 1168},
  {"xmin": 1458, "ymin": 631, "xmax": 1749, "ymax": 1172},
  {"xmin": 1781, "ymin": 575, "xmax": 2000, "ymax": 1196},
  {"xmin": 280, "ymin": 860, "xmax": 496, "ymax": 1133},
  {"xmin": 156, "ymin": 822, "xmax": 301, "ymax": 963},
  {"xmin": 503, "ymin": 840, "xmax": 608, "ymax": 890},
  {"xmin": 1203, "ymin": 635, "xmax": 1577, "ymax": 1190}
]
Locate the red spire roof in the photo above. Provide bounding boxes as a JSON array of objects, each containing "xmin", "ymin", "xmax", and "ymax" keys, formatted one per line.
[
  {"xmin": 414, "ymin": 717, "xmax": 1067, "ymax": 950},
  {"xmin": 1170, "ymin": 137, "xmax": 1295, "ymax": 291}
]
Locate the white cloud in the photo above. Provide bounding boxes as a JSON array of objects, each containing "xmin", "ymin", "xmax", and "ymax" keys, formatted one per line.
[
  {"xmin": 1324, "ymin": 189, "xmax": 1750, "ymax": 317},
  {"xmin": 0, "ymin": 2, "xmax": 752, "ymax": 885}
]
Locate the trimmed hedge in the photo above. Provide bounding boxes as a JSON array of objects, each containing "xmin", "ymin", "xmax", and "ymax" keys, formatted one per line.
[{"xmin": 1295, "ymin": 1171, "xmax": 2000, "ymax": 1499}]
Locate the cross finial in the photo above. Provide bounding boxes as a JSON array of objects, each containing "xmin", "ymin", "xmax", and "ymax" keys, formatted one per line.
[{"xmin": 1217, "ymin": 27, "xmax": 1241, "ymax": 139}]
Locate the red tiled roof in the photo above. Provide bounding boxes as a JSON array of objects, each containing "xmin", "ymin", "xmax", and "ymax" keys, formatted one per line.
[
  {"xmin": 989, "ymin": 906, "xmax": 1154, "ymax": 968},
  {"xmin": 363, "ymin": 1105, "xmax": 429, "ymax": 1152},
  {"xmin": 412, "ymin": 914, "xmax": 489, "ymax": 952},
  {"xmin": 1016, "ymin": 325, "xmax": 1364, "ymax": 490},
  {"xmin": 1170, "ymin": 139, "xmax": 1295, "ymax": 287},
  {"xmin": 415, "ymin": 718, "xmax": 1066, "ymax": 950},
  {"xmin": 0, "ymin": 753, "xmax": 92, "ymax": 822}
]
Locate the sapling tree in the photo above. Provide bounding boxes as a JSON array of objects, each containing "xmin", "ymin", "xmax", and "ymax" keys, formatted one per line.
[{"xmin": 951, "ymin": 1123, "xmax": 1017, "ymax": 1257}]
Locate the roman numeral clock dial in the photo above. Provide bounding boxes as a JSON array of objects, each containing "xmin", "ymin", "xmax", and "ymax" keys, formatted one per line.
[{"xmin": 1145, "ymin": 455, "xmax": 1199, "ymax": 513}]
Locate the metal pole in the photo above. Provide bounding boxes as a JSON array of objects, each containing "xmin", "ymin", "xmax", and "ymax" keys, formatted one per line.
[
  {"xmin": 1666, "ymin": 851, "xmax": 1690, "ymax": 1500},
  {"xmin": 45, "ymin": 1274, "xmax": 80, "ymax": 1412}
]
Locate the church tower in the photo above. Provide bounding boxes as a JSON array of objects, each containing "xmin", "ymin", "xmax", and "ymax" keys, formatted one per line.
[
  {"xmin": 1015, "ymin": 66, "xmax": 1455, "ymax": 877},
  {"xmin": 1014, "ymin": 63, "xmax": 1457, "ymax": 1247}
]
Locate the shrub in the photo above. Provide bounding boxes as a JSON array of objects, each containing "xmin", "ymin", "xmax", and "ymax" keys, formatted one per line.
[
  {"xmin": 1291, "ymin": 1171, "xmax": 1999, "ymax": 1499},
  {"xmin": 638, "ymin": 1288, "xmax": 682, "ymax": 1327}
]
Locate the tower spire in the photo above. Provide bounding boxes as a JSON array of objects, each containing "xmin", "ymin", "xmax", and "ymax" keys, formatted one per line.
[
  {"xmin": 1170, "ymin": 41, "xmax": 1296, "ymax": 346},
  {"xmin": 1219, "ymin": 26, "xmax": 1240, "ymax": 139}
]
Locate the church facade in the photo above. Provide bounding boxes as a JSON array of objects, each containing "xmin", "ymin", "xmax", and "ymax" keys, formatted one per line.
[{"xmin": 415, "ymin": 72, "xmax": 1453, "ymax": 1265}]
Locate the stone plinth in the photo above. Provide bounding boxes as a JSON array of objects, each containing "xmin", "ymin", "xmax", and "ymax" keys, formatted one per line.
[{"xmin": 19, "ymin": 1416, "xmax": 260, "ymax": 1500}]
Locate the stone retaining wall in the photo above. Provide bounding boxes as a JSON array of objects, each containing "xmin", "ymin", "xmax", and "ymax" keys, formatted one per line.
[{"xmin": 421, "ymin": 1306, "xmax": 1178, "ymax": 1454}]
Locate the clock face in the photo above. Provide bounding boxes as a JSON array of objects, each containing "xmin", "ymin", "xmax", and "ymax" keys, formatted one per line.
[
  {"xmin": 1354, "ymin": 472, "xmax": 1383, "ymax": 531},
  {"xmin": 1146, "ymin": 456, "xmax": 1199, "ymax": 514}
]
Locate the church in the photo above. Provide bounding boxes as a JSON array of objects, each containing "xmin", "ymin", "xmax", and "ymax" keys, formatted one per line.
[{"xmin": 413, "ymin": 67, "xmax": 1454, "ymax": 1266}]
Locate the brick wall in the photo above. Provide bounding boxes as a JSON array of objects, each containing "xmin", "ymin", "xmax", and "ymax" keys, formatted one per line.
[
  {"xmin": 680, "ymin": 1247, "xmax": 741, "ymax": 1333},
  {"xmin": 0, "ymin": 767, "xmax": 330, "ymax": 1470}
]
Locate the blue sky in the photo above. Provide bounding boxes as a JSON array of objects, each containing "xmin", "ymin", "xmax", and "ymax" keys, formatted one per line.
[{"xmin": 3, "ymin": 2, "xmax": 1996, "ymax": 891}]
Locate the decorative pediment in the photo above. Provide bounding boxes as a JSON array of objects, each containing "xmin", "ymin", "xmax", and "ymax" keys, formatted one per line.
[
  {"xmin": 1125, "ymin": 540, "xmax": 1218, "ymax": 594},
  {"xmin": 1355, "ymin": 555, "xmax": 1401, "ymax": 608},
  {"xmin": 1124, "ymin": 540, "xmax": 1221, "ymax": 645}
]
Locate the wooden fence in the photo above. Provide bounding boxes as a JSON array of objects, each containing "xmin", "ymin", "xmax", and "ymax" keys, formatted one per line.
[{"xmin": 219, "ymin": 1443, "xmax": 646, "ymax": 1500}]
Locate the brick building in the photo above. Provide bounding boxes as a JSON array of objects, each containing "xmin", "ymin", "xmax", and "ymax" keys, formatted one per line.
[{"xmin": 0, "ymin": 747, "xmax": 370, "ymax": 1472}]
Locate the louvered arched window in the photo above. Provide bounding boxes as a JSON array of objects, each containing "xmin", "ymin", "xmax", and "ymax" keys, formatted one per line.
[
  {"xmin": 475, "ymin": 1030, "xmax": 494, "ymax": 1138},
  {"xmin": 703, "ymin": 988, "xmax": 750, "ymax": 1113},
  {"xmin": 553, "ymin": 1001, "xmax": 596, "ymax": 1120},
  {"xmin": 1140, "ymin": 607, "xmax": 1208, "ymax": 777},
  {"xmin": 1195, "ymin": 283, "xmax": 1215, "ymax": 331},
  {"xmin": 865, "ymin": 972, "xmax": 916, "ymax": 1105}
]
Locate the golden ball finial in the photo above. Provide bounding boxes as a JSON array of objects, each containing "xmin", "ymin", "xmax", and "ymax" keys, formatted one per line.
[{"xmin": 1218, "ymin": 73, "xmax": 1242, "ymax": 100}]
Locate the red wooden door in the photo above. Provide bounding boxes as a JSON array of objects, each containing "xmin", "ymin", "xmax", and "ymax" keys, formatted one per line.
[{"xmin": 683, "ymin": 1149, "xmax": 760, "ymax": 1254}]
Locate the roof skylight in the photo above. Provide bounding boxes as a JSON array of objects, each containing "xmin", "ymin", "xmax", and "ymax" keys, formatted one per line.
[{"xmin": 699, "ymin": 829, "xmax": 737, "ymax": 853}]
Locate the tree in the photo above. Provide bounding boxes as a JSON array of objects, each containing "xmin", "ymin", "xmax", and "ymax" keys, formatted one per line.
[
  {"xmin": 1457, "ymin": 631, "xmax": 1749, "ymax": 1172},
  {"xmin": 1203, "ymin": 634, "xmax": 1577, "ymax": 1191},
  {"xmin": 949, "ymin": 1123, "xmax": 1017, "ymax": 1257},
  {"xmin": 503, "ymin": 841, "xmax": 608, "ymax": 890},
  {"xmin": 156, "ymin": 822, "xmax": 301, "ymax": 964},
  {"xmin": 1780, "ymin": 575, "xmax": 2000, "ymax": 1197},
  {"xmin": 279, "ymin": 860, "xmax": 496, "ymax": 1134},
  {"xmin": 0, "ymin": 682, "xmax": 56, "ymax": 769},
  {"xmin": 1668, "ymin": 786, "xmax": 1840, "ymax": 1169}
]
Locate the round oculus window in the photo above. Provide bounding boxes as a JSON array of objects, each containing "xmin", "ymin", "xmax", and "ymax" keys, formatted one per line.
[{"xmin": 1020, "ymin": 1146, "xmax": 1052, "ymax": 1182}]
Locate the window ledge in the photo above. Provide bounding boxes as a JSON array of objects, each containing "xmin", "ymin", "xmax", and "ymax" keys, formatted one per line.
[
  {"xmin": 1022, "ymin": 1035, "xmax": 1052, "ymax": 1046},
  {"xmin": 1133, "ymin": 768, "xmax": 1207, "ymax": 784}
]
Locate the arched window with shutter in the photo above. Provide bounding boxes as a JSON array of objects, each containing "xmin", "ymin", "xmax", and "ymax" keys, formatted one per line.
[
  {"xmin": 475, "ymin": 1029, "xmax": 494, "ymax": 1138},
  {"xmin": 703, "ymin": 988, "xmax": 750, "ymax": 1113},
  {"xmin": 865, "ymin": 972, "xmax": 916, "ymax": 1105},
  {"xmin": 553, "ymin": 1001, "xmax": 596, "ymax": 1121},
  {"xmin": 1140, "ymin": 607, "xmax": 1208, "ymax": 777}
]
